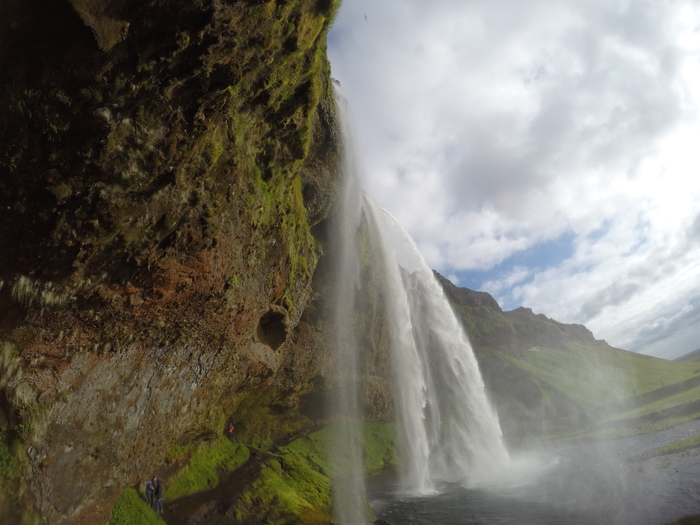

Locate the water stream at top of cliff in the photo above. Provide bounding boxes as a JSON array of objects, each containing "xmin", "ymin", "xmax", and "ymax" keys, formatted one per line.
[{"xmin": 329, "ymin": 87, "xmax": 509, "ymax": 524}]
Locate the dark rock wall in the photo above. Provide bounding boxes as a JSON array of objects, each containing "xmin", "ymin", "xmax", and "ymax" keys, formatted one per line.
[{"xmin": 0, "ymin": 0, "xmax": 341, "ymax": 523}]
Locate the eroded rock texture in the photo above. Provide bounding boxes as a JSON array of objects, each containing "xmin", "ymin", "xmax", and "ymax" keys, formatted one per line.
[{"xmin": 0, "ymin": 0, "xmax": 340, "ymax": 522}]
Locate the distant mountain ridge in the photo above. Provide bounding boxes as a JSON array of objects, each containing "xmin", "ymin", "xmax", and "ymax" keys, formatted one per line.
[
  {"xmin": 675, "ymin": 347, "xmax": 700, "ymax": 362},
  {"xmin": 434, "ymin": 272, "xmax": 598, "ymax": 355},
  {"xmin": 434, "ymin": 272, "xmax": 700, "ymax": 444}
]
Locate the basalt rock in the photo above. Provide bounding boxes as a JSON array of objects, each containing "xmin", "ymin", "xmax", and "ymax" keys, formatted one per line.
[{"xmin": 0, "ymin": 0, "xmax": 341, "ymax": 523}]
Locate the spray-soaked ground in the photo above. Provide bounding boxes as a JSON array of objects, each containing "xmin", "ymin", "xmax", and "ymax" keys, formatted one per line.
[{"xmin": 369, "ymin": 420, "xmax": 700, "ymax": 525}]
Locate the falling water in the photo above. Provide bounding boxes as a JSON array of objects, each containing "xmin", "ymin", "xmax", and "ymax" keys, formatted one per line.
[
  {"xmin": 364, "ymin": 201, "xmax": 510, "ymax": 492},
  {"xmin": 329, "ymin": 87, "xmax": 509, "ymax": 523},
  {"xmin": 327, "ymin": 89, "xmax": 369, "ymax": 525}
]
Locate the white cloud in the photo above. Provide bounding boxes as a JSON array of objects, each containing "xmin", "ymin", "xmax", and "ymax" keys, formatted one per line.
[
  {"xmin": 329, "ymin": 0, "xmax": 700, "ymax": 358},
  {"xmin": 482, "ymin": 266, "xmax": 531, "ymax": 297}
]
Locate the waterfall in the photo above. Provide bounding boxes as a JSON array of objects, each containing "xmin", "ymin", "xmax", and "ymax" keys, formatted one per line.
[
  {"xmin": 364, "ymin": 201, "xmax": 510, "ymax": 492},
  {"xmin": 327, "ymin": 89, "xmax": 369, "ymax": 525},
  {"xmin": 328, "ymin": 86, "xmax": 509, "ymax": 522}
]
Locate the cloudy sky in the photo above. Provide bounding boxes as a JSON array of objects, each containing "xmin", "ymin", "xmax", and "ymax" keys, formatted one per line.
[{"xmin": 327, "ymin": 0, "xmax": 700, "ymax": 360}]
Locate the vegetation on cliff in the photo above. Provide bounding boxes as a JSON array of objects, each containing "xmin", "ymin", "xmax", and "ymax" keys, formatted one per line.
[
  {"xmin": 109, "ymin": 488, "xmax": 164, "ymax": 525},
  {"xmin": 0, "ymin": 0, "xmax": 342, "ymax": 522},
  {"xmin": 109, "ymin": 422, "xmax": 396, "ymax": 524},
  {"xmin": 164, "ymin": 437, "xmax": 250, "ymax": 500}
]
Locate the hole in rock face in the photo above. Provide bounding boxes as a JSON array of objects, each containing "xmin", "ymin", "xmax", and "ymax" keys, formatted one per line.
[{"xmin": 256, "ymin": 309, "xmax": 287, "ymax": 350}]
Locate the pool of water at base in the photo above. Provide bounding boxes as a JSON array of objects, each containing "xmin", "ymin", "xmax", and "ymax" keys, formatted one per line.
[{"xmin": 368, "ymin": 420, "xmax": 700, "ymax": 525}]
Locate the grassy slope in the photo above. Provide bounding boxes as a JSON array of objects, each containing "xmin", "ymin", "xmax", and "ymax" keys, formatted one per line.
[
  {"xmin": 109, "ymin": 488, "xmax": 165, "ymax": 525},
  {"xmin": 110, "ymin": 422, "xmax": 396, "ymax": 523},
  {"xmin": 443, "ymin": 281, "xmax": 700, "ymax": 443},
  {"xmin": 233, "ymin": 422, "xmax": 396, "ymax": 524},
  {"xmin": 164, "ymin": 437, "xmax": 250, "ymax": 500},
  {"xmin": 500, "ymin": 342, "xmax": 700, "ymax": 406},
  {"xmin": 491, "ymin": 342, "xmax": 700, "ymax": 439}
]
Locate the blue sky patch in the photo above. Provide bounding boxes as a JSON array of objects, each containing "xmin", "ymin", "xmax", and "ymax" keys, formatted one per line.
[{"xmin": 447, "ymin": 232, "xmax": 576, "ymax": 310}]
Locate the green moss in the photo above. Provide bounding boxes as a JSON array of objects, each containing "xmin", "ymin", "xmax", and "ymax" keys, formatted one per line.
[
  {"xmin": 234, "ymin": 423, "xmax": 396, "ymax": 523},
  {"xmin": 0, "ymin": 426, "xmax": 24, "ymax": 495},
  {"xmin": 109, "ymin": 487, "xmax": 165, "ymax": 525},
  {"xmin": 310, "ymin": 423, "xmax": 398, "ymax": 477},
  {"xmin": 236, "ymin": 433, "xmax": 332, "ymax": 524},
  {"xmin": 362, "ymin": 422, "xmax": 398, "ymax": 473},
  {"xmin": 14, "ymin": 401, "xmax": 49, "ymax": 443},
  {"xmin": 230, "ymin": 390, "xmax": 278, "ymax": 448},
  {"xmin": 70, "ymin": 0, "xmax": 129, "ymax": 52},
  {"xmin": 176, "ymin": 32, "xmax": 190, "ymax": 52},
  {"xmin": 228, "ymin": 387, "xmax": 311, "ymax": 449},
  {"xmin": 164, "ymin": 436, "xmax": 249, "ymax": 500}
]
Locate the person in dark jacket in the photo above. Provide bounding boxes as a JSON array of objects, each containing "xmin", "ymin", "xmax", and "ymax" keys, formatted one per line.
[
  {"xmin": 154, "ymin": 476, "xmax": 164, "ymax": 514},
  {"xmin": 144, "ymin": 477, "xmax": 155, "ymax": 508}
]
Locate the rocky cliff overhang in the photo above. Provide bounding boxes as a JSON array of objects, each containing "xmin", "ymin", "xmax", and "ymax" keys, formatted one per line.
[{"xmin": 0, "ymin": 0, "xmax": 340, "ymax": 522}]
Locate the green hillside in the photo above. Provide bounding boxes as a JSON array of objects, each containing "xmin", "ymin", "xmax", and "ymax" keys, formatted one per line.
[{"xmin": 436, "ymin": 273, "xmax": 700, "ymax": 445}]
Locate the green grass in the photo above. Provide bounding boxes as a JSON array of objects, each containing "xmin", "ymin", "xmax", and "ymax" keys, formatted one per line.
[
  {"xmin": 109, "ymin": 487, "xmax": 165, "ymax": 525},
  {"xmin": 485, "ymin": 341, "xmax": 700, "ymax": 441},
  {"xmin": 109, "ymin": 422, "xmax": 395, "ymax": 524},
  {"xmin": 448, "ymin": 292, "xmax": 700, "ymax": 442},
  {"xmin": 620, "ymin": 383, "xmax": 700, "ymax": 418},
  {"xmin": 362, "ymin": 422, "xmax": 398, "ymax": 473},
  {"xmin": 502, "ymin": 342, "xmax": 699, "ymax": 408},
  {"xmin": 591, "ymin": 382, "xmax": 700, "ymax": 438},
  {"xmin": 164, "ymin": 436, "xmax": 250, "ymax": 500},
  {"xmin": 236, "ymin": 432, "xmax": 332, "ymax": 524},
  {"xmin": 233, "ymin": 423, "xmax": 396, "ymax": 524}
]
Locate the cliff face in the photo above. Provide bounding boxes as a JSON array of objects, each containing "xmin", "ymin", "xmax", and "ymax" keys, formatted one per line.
[
  {"xmin": 435, "ymin": 272, "xmax": 597, "ymax": 355},
  {"xmin": 0, "ymin": 0, "xmax": 340, "ymax": 523}
]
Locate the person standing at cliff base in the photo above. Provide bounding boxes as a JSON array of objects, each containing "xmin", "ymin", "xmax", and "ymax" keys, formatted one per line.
[
  {"xmin": 154, "ymin": 476, "xmax": 164, "ymax": 514},
  {"xmin": 144, "ymin": 477, "xmax": 155, "ymax": 508}
]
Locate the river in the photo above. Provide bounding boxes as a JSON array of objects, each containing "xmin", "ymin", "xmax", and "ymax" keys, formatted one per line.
[{"xmin": 369, "ymin": 420, "xmax": 700, "ymax": 525}]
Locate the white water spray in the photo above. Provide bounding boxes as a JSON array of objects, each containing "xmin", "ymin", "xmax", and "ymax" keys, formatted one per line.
[
  {"xmin": 364, "ymin": 201, "xmax": 509, "ymax": 492},
  {"xmin": 329, "ymin": 87, "xmax": 508, "ymax": 522}
]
